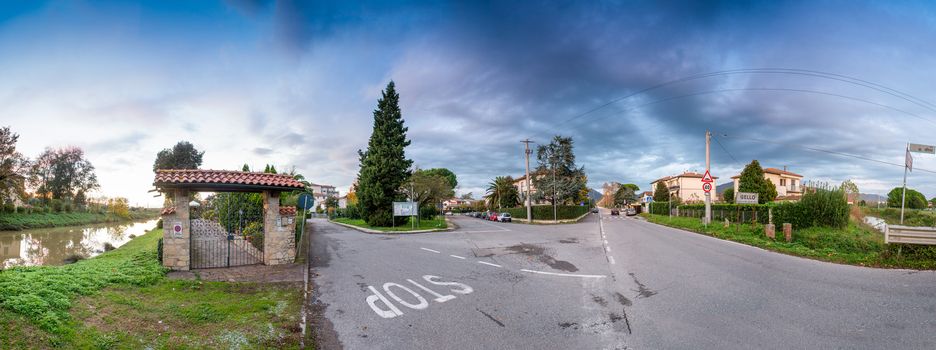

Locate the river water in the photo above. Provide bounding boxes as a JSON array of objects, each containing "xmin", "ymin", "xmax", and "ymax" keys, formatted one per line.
[{"xmin": 0, "ymin": 219, "xmax": 158, "ymax": 268}]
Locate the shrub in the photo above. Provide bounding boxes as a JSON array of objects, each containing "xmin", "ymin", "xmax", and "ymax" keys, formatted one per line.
[
  {"xmin": 797, "ymin": 183, "xmax": 849, "ymax": 228},
  {"xmin": 244, "ymin": 222, "xmax": 264, "ymax": 251},
  {"xmin": 103, "ymin": 243, "xmax": 116, "ymax": 252},
  {"xmin": 649, "ymin": 202, "xmax": 670, "ymax": 215},
  {"xmin": 419, "ymin": 205, "xmax": 438, "ymax": 220},
  {"xmin": 157, "ymin": 238, "xmax": 164, "ymax": 263},
  {"xmin": 156, "ymin": 218, "xmax": 163, "ymax": 229}
]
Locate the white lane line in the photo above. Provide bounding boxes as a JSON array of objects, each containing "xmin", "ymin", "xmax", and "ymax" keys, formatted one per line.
[
  {"xmin": 520, "ymin": 269, "xmax": 607, "ymax": 279},
  {"xmin": 478, "ymin": 261, "xmax": 502, "ymax": 268},
  {"xmin": 608, "ymin": 256, "xmax": 616, "ymax": 265},
  {"xmin": 421, "ymin": 247, "xmax": 441, "ymax": 253},
  {"xmin": 450, "ymin": 255, "xmax": 466, "ymax": 260},
  {"xmin": 605, "ymin": 246, "xmax": 611, "ymax": 252}
]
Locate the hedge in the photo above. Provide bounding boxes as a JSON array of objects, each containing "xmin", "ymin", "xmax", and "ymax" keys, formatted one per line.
[
  {"xmin": 659, "ymin": 185, "xmax": 849, "ymax": 230},
  {"xmin": 501, "ymin": 205, "xmax": 590, "ymax": 220}
]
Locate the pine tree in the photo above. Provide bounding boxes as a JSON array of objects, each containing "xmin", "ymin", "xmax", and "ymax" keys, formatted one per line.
[
  {"xmin": 738, "ymin": 160, "xmax": 777, "ymax": 203},
  {"xmin": 357, "ymin": 81, "xmax": 413, "ymax": 226}
]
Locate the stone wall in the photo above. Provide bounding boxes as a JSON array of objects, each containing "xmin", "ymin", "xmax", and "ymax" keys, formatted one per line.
[
  {"xmin": 263, "ymin": 191, "xmax": 296, "ymax": 265},
  {"xmin": 161, "ymin": 189, "xmax": 191, "ymax": 271}
]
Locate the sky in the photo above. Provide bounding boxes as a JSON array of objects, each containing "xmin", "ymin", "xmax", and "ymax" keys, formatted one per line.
[{"xmin": 3, "ymin": 0, "xmax": 936, "ymax": 207}]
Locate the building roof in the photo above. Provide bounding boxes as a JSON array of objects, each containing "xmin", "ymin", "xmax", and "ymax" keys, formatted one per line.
[
  {"xmin": 154, "ymin": 169, "xmax": 306, "ymax": 192},
  {"xmin": 161, "ymin": 207, "xmax": 176, "ymax": 215},
  {"xmin": 651, "ymin": 172, "xmax": 718, "ymax": 184},
  {"xmin": 730, "ymin": 167, "xmax": 803, "ymax": 179}
]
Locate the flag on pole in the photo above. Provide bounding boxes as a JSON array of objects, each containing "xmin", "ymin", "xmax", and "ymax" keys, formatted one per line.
[{"xmin": 906, "ymin": 147, "xmax": 913, "ymax": 172}]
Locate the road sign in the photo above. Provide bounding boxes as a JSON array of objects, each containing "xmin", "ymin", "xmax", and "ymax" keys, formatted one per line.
[
  {"xmin": 909, "ymin": 143, "xmax": 935, "ymax": 154},
  {"xmin": 701, "ymin": 170, "xmax": 714, "ymax": 183},
  {"xmin": 297, "ymin": 193, "xmax": 315, "ymax": 210},
  {"xmin": 702, "ymin": 183, "xmax": 712, "ymax": 193},
  {"xmin": 393, "ymin": 202, "xmax": 418, "ymax": 216},
  {"xmin": 172, "ymin": 222, "xmax": 183, "ymax": 239},
  {"xmin": 736, "ymin": 192, "xmax": 758, "ymax": 204}
]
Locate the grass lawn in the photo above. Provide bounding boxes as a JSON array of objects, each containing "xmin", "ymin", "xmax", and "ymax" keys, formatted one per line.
[
  {"xmin": 0, "ymin": 210, "xmax": 160, "ymax": 231},
  {"xmin": 643, "ymin": 214, "xmax": 936, "ymax": 269},
  {"xmin": 332, "ymin": 217, "xmax": 449, "ymax": 232},
  {"xmin": 0, "ymin": 228, "xmax": 307, "ymax": 349}
]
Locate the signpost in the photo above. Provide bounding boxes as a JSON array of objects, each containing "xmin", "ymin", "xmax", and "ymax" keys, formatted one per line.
[
  {"xmin": 393, "ymin": 201, "xmax": 418, "ymax": 228},
  {"xmin": 703, "ymin": 131, "xmax": 713, "ymax": 225},
  {"xmin": 901, "ymin": 143, "xmax": 934, "ymax": 224},
  {"xmin": 736, "ymin": 192, "xmax": 758, "ymax": 204},
  {"xmin": 296, "ymin": 193, "xmax": 314, "ymax": 243}
]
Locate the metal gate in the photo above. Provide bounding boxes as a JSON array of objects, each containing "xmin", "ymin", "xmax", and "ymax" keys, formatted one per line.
[{"xmin": 190, "ymin": 194, "xmax": 264, "ymax": 269}]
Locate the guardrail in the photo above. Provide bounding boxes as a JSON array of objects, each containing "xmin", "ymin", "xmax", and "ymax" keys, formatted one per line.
[{"xmin": 885, "ymin": 224, "xmax": 936, "ymax": 245}]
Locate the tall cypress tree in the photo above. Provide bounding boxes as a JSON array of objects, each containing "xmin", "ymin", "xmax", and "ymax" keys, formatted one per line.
[{"xmin": 357, "ymin": 81, "xmax": 413, "ymax": 226}]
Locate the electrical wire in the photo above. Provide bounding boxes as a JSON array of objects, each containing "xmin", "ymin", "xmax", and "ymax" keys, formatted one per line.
[
  {"xmin": 716, "ymin": 132, "xmax": 936, "ymax": 175},
  {"xmin": 711, "ymin": 135, "xmax": 738, "ymax": 164}
]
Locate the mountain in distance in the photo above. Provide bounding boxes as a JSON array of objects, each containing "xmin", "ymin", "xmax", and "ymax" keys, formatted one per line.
[{"xmin": 588, "ymin": 188, "xmax": 602, "ymax": 202}]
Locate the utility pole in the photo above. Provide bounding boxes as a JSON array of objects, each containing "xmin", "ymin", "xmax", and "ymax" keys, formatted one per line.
[
  {"xmin": 900, "ymin": 142, "xmax": 909, "ymax": 224},
  {"xmin": 704, "ymin": 130, "xmax": 712, "ymax": 225},
  {"xmin": 552, "ymin": 156, "xmax": 558, "ymax": 223},
  {"xmin": 521, "ymin": 139, "xmax": 534, "ymax": 223}
]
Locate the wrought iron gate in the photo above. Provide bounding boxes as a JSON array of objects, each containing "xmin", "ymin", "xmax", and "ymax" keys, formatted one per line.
[{"xmin": 190, "ymin": 194, "xmax": 264, "ymax": 269}]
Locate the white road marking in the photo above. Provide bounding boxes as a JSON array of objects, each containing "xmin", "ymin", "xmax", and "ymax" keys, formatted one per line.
[
  {"xmin": 608, "ymin": 256, "xmax": 616, "ymax": 265},
  {"xmin": 383, "ymin": 282, "xmax": 429, "ymax": 310},
  {"xmin": 605, "ymin": 246, "xmax": 611, "ymax": 252},
  {"xmin": 477, "ymin": 261, "xmax": 502, "ymax": 268},
  {"xmin": 520, "ymin": 269, "xmax": 607, "ymax": 279},
  {"xmin": 450, "ymin": 254, "xmax": 466, "ymax": 259},
  {"xmin": 420, "ymin": 247, "xmax": 441, "ymax": 253},
  {"xmin": 407, "ymin": 279, "xmax": 456, "ymax": 303}
]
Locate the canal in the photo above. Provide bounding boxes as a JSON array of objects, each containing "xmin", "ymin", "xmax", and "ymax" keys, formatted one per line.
[{"xmin": 0, "ymin": 219, "xmax": 159, "ymax": 268}]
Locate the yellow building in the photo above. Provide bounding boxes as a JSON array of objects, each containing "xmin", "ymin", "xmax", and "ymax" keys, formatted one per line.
[{"xmin": 650, "ymin": 172, "xmax": 717, "ymax": 204}]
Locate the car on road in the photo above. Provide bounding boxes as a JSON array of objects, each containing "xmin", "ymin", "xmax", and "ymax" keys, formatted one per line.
[
  {"xmin": 497, "ymin": 213, "xmax": 512, "ymax": 222},
  {"xmin": 626, "ymin": 207, "xmax": 637, "ymax": 216},
  {"xmin": 488, "ymin": 212, "xmax": 499, "ymax": 221},
  {"xmin": 591, "ymin": 208, "xmax": 598, "ymax": 213},
  {"xmin": 610, "ymin": 209, "xmax": 620, "ymax": 215}
]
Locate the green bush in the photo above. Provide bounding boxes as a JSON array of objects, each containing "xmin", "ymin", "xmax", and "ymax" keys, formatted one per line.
[
  {"xmin": 419, "ymin": 205, "xmax": 438, "ymax": 220},
  {"xmin": 649, "ymin": 202, "xmax": 670, "ymax": 215},
  {"xmin": 502, "ymin": 205, "xmax": 589, "ymax": 220}
]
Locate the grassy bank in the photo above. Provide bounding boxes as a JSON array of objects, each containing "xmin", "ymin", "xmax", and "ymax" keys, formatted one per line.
[
  {"xmin": 0, "ymin": 209, "xmax": 160, "ymax": 231},
  {"xmin": 861, "ymin": 207, "xmax": 936, "ymax": 227},
  {"xmin": 0, "ymin": 228, "xmax": 306, "ymax": 348},
  {"xmin": 643, "ymin": 214, "xmax": 936, "ymax": 269},
  {"xmin": 333, "ymin": 217, "xmax": 448, "ymax": 232}
]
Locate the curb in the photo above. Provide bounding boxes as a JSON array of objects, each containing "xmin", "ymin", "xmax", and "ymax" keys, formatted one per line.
[
  {"xmin": 511, "ymin": 211, "xmax": 594, "ymax": 225},
  {"xmin": 329, "ymin": 219, "xmax": 454, "ymax": 234}
]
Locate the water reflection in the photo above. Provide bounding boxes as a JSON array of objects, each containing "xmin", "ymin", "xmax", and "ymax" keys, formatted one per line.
[{"xmin": 0, "ymin": 219, "xmax": 158, "ymax": 268}]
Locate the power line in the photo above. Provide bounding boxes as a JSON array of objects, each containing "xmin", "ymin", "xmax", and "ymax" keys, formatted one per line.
[
  {"xmin": 711, "ymin": 135, "xmax": 738, "ymax": 163},
  {"xmin": 552, "ymin": 68, "xmax": 936, "ymax": 130},
  {"xmin": 716, "ymin": 132, "xmax": 936, "ymax": 175}
]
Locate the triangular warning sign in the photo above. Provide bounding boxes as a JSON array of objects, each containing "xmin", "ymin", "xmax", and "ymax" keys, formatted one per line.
[{"xmin": 701, "ymin": 170, "xmax": 714, "ymax": 183}]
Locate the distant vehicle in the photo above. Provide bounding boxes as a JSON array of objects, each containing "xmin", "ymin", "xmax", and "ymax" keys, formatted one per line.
[
  {"xmin": 591, "ymin": 208, "xmax": 598, "ymax": 213},
  {"xmin": 497, "ymin": 213, "xmax": 512, "ymax": 222},
  {"xmin": 626, "ymin": 208, "xmax": 637, "ymax": 216},
  {"xmin": 489, "ymin": 212, "xmax": 499, "ymax": 221},
  {"xmin": 445, "ymin": 211, "xmax": 453, "ymax": 216},
  {"xmin": 611, "ymin": 209, "xmax": 620, "ymax": 215}
]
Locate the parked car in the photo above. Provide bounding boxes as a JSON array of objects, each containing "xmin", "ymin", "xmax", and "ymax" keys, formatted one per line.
[
  {"xmin": 488, "ymin": 212, "xmax": 499, "ymax": 221},
  {"xmin": 626, "ymin": 208, "xmax": 637, "ymax": 216},
  {"xmin": 497, "ymin": 213, "xmax": 512, "ymax": 222},
  {"xmin": 591, "ymin": 208, "xmax": 599, "ymax": 213},
  {"xmin": 610, "ymin": 209, "xmax": 620, "ymax": 215}
]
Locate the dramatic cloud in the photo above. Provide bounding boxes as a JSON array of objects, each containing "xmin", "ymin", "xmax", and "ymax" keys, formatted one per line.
[{"xmin": 1, "ymin": 0, "xmax": 935, "ymax": 205}]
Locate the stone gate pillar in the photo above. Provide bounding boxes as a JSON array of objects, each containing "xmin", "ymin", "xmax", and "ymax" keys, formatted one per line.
[
  {"xmin": 161, "ymin": 189, "xmax": 191, "ymax": 271},
  {"xmin": 263, "ymin": 191, "xmax": 296, "ymax": 265}
]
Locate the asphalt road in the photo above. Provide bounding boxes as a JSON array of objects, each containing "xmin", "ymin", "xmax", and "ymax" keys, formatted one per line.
[{"xmin": 307, "ymin": 210, "xmax": 936, "ymax": 349}]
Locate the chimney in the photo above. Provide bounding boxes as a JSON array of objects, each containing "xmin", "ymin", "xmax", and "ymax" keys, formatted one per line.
[{"xmin": 783, "ymin": 165, "xmax": 787, "ymax": 171}]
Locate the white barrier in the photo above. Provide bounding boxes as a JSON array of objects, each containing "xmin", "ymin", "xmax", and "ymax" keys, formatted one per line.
[{"xmin": 885, "ymin": 224, "xmax": 936, "ymax": 245}]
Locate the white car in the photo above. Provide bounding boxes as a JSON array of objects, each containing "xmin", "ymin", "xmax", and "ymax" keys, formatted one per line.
[{"xmin": 497, "ymin": 213, "xmax": 512, "ymax": 222}]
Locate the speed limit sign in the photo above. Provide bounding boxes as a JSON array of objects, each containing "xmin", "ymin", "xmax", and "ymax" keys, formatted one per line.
[{"xmin": 702, "ymin": 183, "xmax": 712, "ymax": 193}]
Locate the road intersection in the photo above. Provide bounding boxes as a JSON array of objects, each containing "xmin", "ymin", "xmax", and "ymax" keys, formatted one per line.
[{"xmin": 307, "ymin": 210, "xmax": 936, "ymax": 349}]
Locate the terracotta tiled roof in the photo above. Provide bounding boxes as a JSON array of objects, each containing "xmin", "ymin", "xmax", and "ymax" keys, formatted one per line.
[
  {"xmin": 652, "ymin": 172, "xmax": 718, "ymax": 184},
  {"xmin": 730, "ymin": 167, "xmax": 803, "ymax": 179},
  {"xmin": 279, "ymin": 206, "xmax": 297, "ymax": 216},
  {"xmin": 161, "ymin": 207, "xmax": 176, "ymax": 215},
  {"xmin": 763, "ymin": 168, "xmax": 803, "ymax": 178},
  {"xmin": 154, "ymin": 169, "xmax": 305, "ymax": 189}
]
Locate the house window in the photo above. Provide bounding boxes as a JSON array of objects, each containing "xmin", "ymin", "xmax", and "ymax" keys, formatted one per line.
[{"xmin": 780, "ymin": 179, "xmax": 786, "ymax": 186}]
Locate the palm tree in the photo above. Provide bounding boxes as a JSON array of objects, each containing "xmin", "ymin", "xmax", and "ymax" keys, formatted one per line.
[{"xmin": 485, "ymin": 176, "xmax": 517, "ymax": 210}]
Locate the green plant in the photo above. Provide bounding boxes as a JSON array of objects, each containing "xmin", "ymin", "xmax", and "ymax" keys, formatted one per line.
[{"xmin": 244, "ymin": 221, "xmax": 264, "ymax": 251}]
